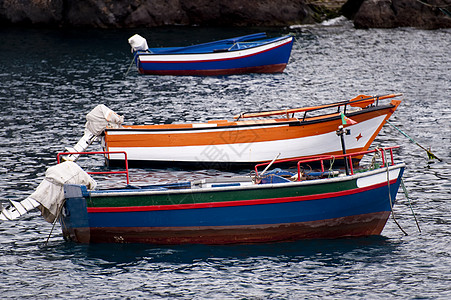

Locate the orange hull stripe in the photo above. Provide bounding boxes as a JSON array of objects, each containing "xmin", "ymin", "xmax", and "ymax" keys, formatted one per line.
[{"xmin": 105, "ymin": 106, "xmax": 398, "ymax": 148}]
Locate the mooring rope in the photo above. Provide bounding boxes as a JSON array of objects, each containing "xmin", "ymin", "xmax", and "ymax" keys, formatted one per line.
[
  {"xmin": 415, "ymin": 0, "xmax": 451, "ymax": 9},
  {"xmin": 369, "ymin": 146, "xmax": 381, "ymax": 170},
  {"xmin": 124, "ymin": 53, "xmax": 139, "ymax": 78},
  {"xmin": 380, "ymin": 148, "xmax": 408, "ymax": 236},
  {"xmin": 415, "ymin": 0, "xmax": 451, "ymax": 17},
  {"xmin": 45, "ymin": 200, "xmax": 66, "ymax": 246},
  {"xmin": 440, "ymin": 7, "xmax": 451, "ymax": 17},
  {"xmin": 328, "ymin": 156, "xmax": 335, "ymax": 178},
  {"xmin": 386, "ymin": 120, "xmax": 442, "ymax": 162},
  {"xmin": 401, "ymin": 178, "xmax": 422, "ymax": 233}
]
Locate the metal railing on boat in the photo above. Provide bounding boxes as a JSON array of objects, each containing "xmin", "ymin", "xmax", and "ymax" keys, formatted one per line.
[
  {"xmin": 234, "ymin": 94, "xmax": 402, "ymax": 120},
  {"xmin": 57, "ymin": 151, "xmax": 130, "ymax": 185},
  {"xmin": 254, "ymin": 146, "xmax": 400, "ymax": 181}
]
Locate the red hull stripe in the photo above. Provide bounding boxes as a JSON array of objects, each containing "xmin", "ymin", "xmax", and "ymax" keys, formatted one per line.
[
  {"xmin": 88, "ymin": 178, "xmax": 398, "ymax": 213},
  {"xmin": 140, "ymin": 64, "xmax": 286, "ymax": 76},
  {"xmin": 139, "ymin": 39, "xmax": 292, "ymax": 64}
]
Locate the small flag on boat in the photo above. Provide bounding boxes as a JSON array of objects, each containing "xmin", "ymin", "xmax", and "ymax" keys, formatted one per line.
[{"xmin": 340, "ymin": 112, "xmax": 357, "ymax": 125}]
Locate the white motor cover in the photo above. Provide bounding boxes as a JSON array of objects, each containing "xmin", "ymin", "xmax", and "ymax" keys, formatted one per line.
[
  {"xmin": 85, "ymin": 104, "xmax": 124, "ymax": 136},
  {"xmin": 31, "ymin": 161, "xmax": 97, "ymax": 223},
  {"xmin": 128, "ymin": 34, "xmax": 148, "ymax": 52}
]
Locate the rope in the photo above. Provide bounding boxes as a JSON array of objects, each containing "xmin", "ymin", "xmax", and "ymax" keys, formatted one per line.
[
  {"xmin": 401, "ymin": 178, "xmax": 422, "ymax": 233},
  {"xmin": 369, "ymin": 146, "xmax": 381, "ymax": 170},
  {"xmin": 124, "ymin": 53, "xmax": 138, "ymax": 78},
  {"xmin": 328, "ymin": 156, "xmax": 335, "ymax": 178},
  {"xmin": 386, "ymin": 120, "xmax": 442, "ymax": 162},
  {"xmin": 380, "ymin": 148, "xmax": 408, "ymax": 236},
  {"xmin": 440, "ymin": 7, "xmax": 451, "ymax": 17},
  {"xmin": 414, "ymin": 0, "xmax": 451, "ymax": 18},
  {"xmin": 415, "ymin": 0, "xmax": 451, "ymax": 9},
  {"xmin": 228, "ymin": 43, "xmax": 238, "ymax": 51},
  {"xmin": 45, "ymin": 200, "xmax": 66, "ymax": 246}
]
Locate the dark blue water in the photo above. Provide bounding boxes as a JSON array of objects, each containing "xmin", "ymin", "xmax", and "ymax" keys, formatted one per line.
[{"xmin": 0, "ymin": 20, "xmax": 450, "ymax": 298}]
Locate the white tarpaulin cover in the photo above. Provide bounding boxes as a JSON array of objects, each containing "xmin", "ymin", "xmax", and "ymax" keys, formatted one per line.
[
  {"xmin": 85, "ymin": 104, "xmax": 124, "ymax": 136},
  {"xmin": 128, "ymin": 34, "xmax": 149, "ymax": 52},
  {"xmin": 62, "ymin": 104, "xmax": 123, "ymax": 162},
  {"xmin": 32, "ymin": 161, "xmax": 97, "ymax": 223},
  {"xmin": 0, "ymin": 161, "xmax": 96, "ymax": 222}
]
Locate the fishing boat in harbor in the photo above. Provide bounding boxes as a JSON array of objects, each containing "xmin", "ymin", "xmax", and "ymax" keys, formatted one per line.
[
  {"xmin": 127, "ymin": 32, "xmax": 294, "ymax": 76},
  {"xmin": 58, "ymin": 146, "xmax": 407, "ymax": 244},
  {"xmin": 66, "ymin": 93, "xmax": 402, "ymax": 169},
  {"xmin": 0, "ymin": 144, "xmax": 406, "ymax": 244}
]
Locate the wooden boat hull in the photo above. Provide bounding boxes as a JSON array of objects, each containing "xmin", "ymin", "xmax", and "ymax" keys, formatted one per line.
[
  {"xmin": 135, "ymin": 36, "xmax": 293, "ymax": 76},
  {"xmin": 61, "ymin": 164, "xmax": 405, "ymax": 244},
  {"xmin": 103, "ymin": 100, "xmax": 401, "ymax": 169}
]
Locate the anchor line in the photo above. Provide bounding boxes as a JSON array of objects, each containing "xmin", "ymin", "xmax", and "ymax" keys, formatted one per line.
[
  {"xmin": 401, "ymin": 178, "xmax": 422, "ymax": 233},
  {"xmin": 124, "ymin": 52, "xmax": 139, "ymax": 78},
  {"xmin": 414, "ymin": 0, "xmax": 451, "ymax": 9},
  {"xmin": 380, "ymin": 148, "xmax": 408, "ymax": 236},
  {"xmin": 386, "ymin": 120, "xmax": 442, "ymax": 162},
  {"xmin": 45, "ymin": 199, "xmax": 66, "ymax": 246}
]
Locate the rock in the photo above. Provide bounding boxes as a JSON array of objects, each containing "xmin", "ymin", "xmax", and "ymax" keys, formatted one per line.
[
  {"xmin": 353, "ymin": 0, "xmax": 451, "ymax": 29},
  {"xmin": 341, "ymin": 0, "xmax": 365, "ymax": 19},
  {"xmin": 177, "ymin": 0, "xmax": 315, "ymax": 26},
  {"xmin": 0, "ymin": 0, "xmax": 64, "ymax": 26},
  {"xmin": 308, "ymin": 0, "xmax": 349, "ymax": 22},
  {"xmin": 2, "ymin": 0, "xmax": 449, "ymax": 29},
  {"xmin": 0, "ymin": 0, "xmax": 317, "ymax": 28}
]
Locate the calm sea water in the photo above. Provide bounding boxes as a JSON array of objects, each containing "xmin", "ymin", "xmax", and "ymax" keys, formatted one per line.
[{"xmin": 0, "ymin": 20, "xmax": 450, "ymax": 299}]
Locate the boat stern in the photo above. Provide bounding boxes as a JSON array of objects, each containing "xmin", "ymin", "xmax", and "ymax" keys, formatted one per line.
[{"xmin": 61, "ymin": 184, "xmax": 91, "ymax": 243}]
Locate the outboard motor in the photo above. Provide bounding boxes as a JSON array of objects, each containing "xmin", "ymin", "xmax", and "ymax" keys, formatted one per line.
[
  {"xmin": 63, "ymin": 104, "xmax": 124, "ymax": 162},
  {"xmin": 128, "ymin": 34, "xmax": 149, "ymax": 53},
  {"xmin": 0, "ymin": 161, "xmax": 96, "ymax": 222}
]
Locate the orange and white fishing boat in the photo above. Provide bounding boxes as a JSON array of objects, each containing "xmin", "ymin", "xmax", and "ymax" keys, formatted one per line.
[{"xmin": 65, "ymin": 94, "xmax": 402, "ymax": 169}]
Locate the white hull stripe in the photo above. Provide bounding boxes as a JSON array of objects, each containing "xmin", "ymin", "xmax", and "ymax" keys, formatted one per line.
[
  {"xmin": 357, "ymin": 167, "xmax": 401, "ymax": 188},
  {"xmin": 107, "ymin": 116, "xmax": 385, "ymax": 162},
  {"xmin": 107, "ymin": 123, "xmax": 288, "ymax": 135},
  {"xmin": 138, "ymin": 37, "xmax": 293, "ymax": 63}
]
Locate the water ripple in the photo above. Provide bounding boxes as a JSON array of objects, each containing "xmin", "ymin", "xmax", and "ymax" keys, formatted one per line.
[{"xmin": 0, "ymin": 25, "xmax": 450, "ymax": 299}]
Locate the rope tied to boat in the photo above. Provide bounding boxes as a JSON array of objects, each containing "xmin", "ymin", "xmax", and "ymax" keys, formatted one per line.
[
  {"xmin": 124, "ymin": 52, "xmax": 139, "ymax": 78},
  {"xmin": 401, "ymin": 179, "xmax": 421, "ymax": 233},
  {"xmin": 328, "ymin": 156, "xmax": 335, "ymax": 178},
  {"xmin": 414, "ymin": 0, "xmax": 451, "ymax": 18},
  {"xmin": 379, "ymin": 148, "xmax": 408, "ymax": 236},
  {"xmin": 386, "ymin": 120, "xmax": 441, "ymax": 162},
  {"xmin": 45, "ymin": 199, "xmax": 66, "ymax": 246},
  {"xmin": 228, "ymin": 43, "xmax": 238, "ymax": 51},
  {"xmin": 369, "ymin": 146, "xmax": 381, "ymax": 170}
]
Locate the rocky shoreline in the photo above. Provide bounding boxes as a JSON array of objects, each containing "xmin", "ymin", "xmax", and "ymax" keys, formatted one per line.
[
  {"xmin": 0, "ymin": 0, "xmax": 450, "ymax": 29},
  {"xmin": 344, "ymin": 0, "xmax": 451, "ymax": 29}
]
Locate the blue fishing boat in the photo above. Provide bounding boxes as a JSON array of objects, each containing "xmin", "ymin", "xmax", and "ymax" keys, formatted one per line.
[
  {"xmin": 128, "ymin": 32, "xmax": 294, "ymax": 76},
  {"xmin": 56, "ymin": 146, "xmax": 405, "ymax": 244}
]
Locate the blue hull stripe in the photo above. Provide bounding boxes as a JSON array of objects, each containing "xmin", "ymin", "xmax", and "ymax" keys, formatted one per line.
[
  {"xmin": 86, "ymin": 182, "xmax": 400, "ymax": 228},
  {"xmin": 138, "ymin": 40, "xmax": 293, "ymax": 72}
]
